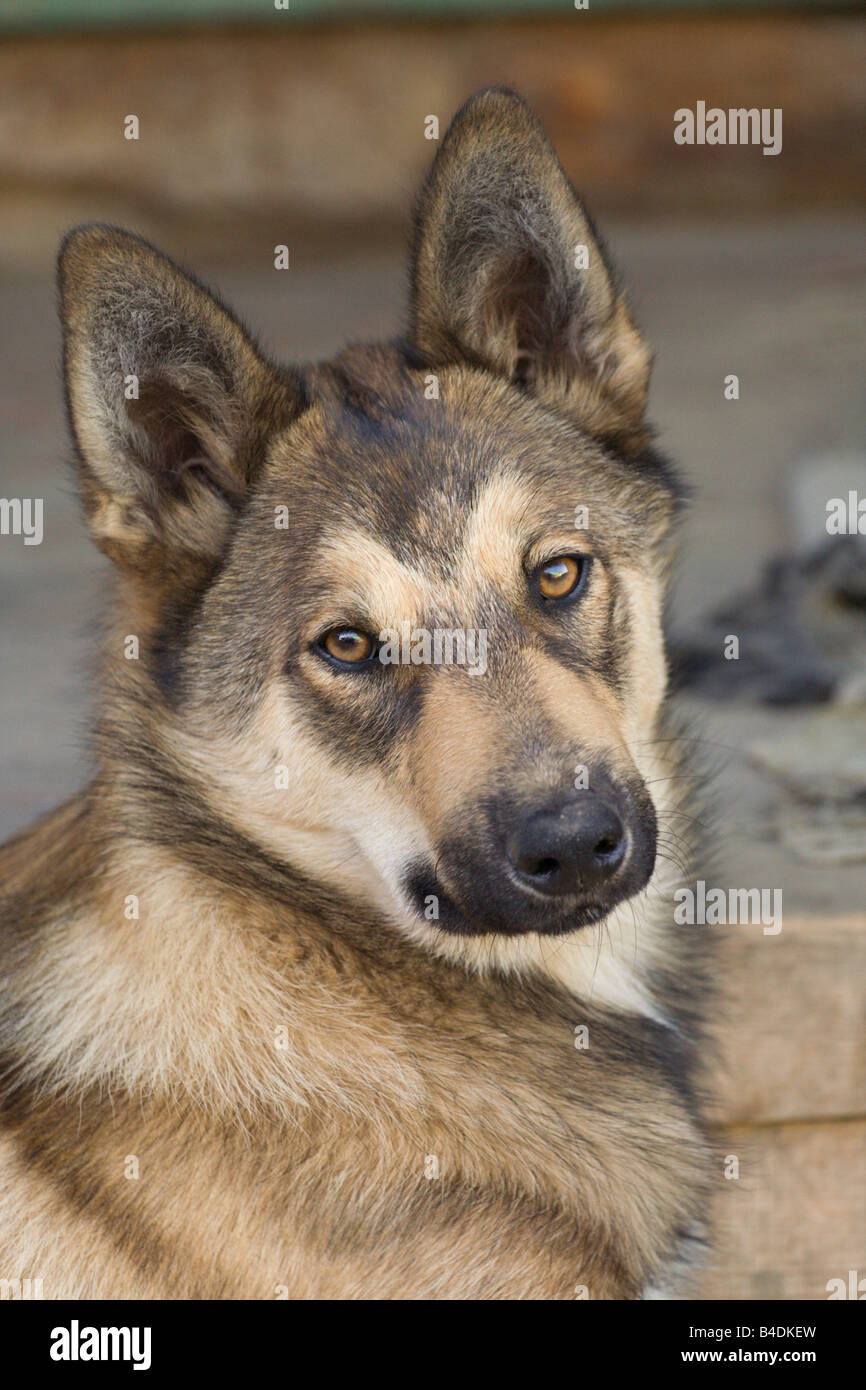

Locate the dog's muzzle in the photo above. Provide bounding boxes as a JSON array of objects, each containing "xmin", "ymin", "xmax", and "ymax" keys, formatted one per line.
[{"xmin": 403, "ymin": 772, "xmax": 657, "ymax": 937}]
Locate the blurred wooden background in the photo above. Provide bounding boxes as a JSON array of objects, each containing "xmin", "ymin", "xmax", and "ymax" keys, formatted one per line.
[{"xmin": 0, "ymin": 6, "xmax": 862, "ymax": 268}]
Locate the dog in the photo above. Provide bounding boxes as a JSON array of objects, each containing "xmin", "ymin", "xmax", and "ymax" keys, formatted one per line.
[{"xmin": 0, "ymin": 87, "xmax": 714, "ymax": 1299}]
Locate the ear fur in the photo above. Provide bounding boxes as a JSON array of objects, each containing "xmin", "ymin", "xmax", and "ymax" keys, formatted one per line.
[
  {"xmin": 59, "ymin": 224, "xmax": 301, "ymax": 583},
  {"xmin": 410, "ymin": 88, "xmax": 652, "ymax": 450}
]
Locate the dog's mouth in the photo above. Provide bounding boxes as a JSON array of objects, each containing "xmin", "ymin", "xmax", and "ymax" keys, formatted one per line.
[{"xmin": 402, "ymin": 863, "xmax": 634, "ymax": 938}]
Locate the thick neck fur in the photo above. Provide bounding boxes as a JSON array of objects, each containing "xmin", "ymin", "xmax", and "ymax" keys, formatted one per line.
[{"xmin": 3, "ymin": 782, "xmax": 709, "ymax": 1289}]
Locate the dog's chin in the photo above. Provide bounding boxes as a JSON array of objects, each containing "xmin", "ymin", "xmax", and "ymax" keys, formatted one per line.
[{"xmin": 402, "ymin": 865, "xmax": 630, "ymax": 938}]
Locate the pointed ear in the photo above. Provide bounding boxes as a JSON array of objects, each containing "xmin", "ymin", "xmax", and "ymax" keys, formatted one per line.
[
  {"xmin": 409, "ymin": 88, "xmax": 652, "ymax": 448},
  {"xmin": 59, "ymin": 225, "xmax": 300, "ymax": 582}
]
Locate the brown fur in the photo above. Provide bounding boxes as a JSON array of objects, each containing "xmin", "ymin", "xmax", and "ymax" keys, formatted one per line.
[{"xmin": 0, "ymin": 88, "xmax": 713, "ymax": 1300}]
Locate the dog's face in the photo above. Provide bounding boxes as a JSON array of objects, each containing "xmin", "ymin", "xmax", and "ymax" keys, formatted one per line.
[{"xmin": 59, "ymin": 89, "xmax": 679, "ymax": 947}]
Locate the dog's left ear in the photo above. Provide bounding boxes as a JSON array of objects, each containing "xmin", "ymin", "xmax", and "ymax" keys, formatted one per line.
[{"xmin": 410, "ymin": 88, "xmax": 651, "ymax": 447}]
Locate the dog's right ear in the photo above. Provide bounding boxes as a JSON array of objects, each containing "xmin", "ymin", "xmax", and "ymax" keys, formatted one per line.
[{"xmin": 59, "ymin": 225, "xmax": 301, "ymax": 583}]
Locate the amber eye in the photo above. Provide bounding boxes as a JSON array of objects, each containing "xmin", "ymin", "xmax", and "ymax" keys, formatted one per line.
[
  {"xmin": 536, "ymin": 555, "xmax": 587, "ymax": 602},
  {"xmin": 318, "ymin": 627, "xmax": 377, "ymax": 666}
]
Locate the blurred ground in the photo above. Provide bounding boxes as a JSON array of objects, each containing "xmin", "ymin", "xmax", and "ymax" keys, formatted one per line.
[{"xmin": 2, "ymin": 212, "xmax": 864, "ymax": 923}]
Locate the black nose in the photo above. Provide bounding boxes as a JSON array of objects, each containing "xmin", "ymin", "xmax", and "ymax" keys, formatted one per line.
[{"xmin": 505, "ymin": 797, "xmax": 626, "ymax": 896}]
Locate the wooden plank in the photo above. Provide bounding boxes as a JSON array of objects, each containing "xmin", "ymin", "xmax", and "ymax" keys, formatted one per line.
[
  {"xmin": 711, "ymin": 915, "xmax": 866, "ymax": 1126},
  {"xmin": 698, "ymin": 1119, "xmax": 866, "ymax": 1300}
]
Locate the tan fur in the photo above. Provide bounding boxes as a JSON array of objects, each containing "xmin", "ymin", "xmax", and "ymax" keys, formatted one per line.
[{"xmin": 2, "ymin": 838, "xmax": 706, "ymax": 1299}]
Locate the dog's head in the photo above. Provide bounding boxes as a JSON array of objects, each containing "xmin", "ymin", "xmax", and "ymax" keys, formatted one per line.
[{"xmin": 60, "ymin": 89, "xmax": 681, "ymax": 949}]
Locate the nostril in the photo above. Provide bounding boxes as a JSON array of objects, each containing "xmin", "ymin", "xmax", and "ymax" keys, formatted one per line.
[
  {"xmin": 594, "ymin": 833, "xmax": 623, "ymax": 861},
  {"xmin": 529, "ymin": 856, "xmax": 559, "ymax": 879},
  {"xmin": 504, "ymin": 833, "xmax": 562, "ymax": 881}
]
